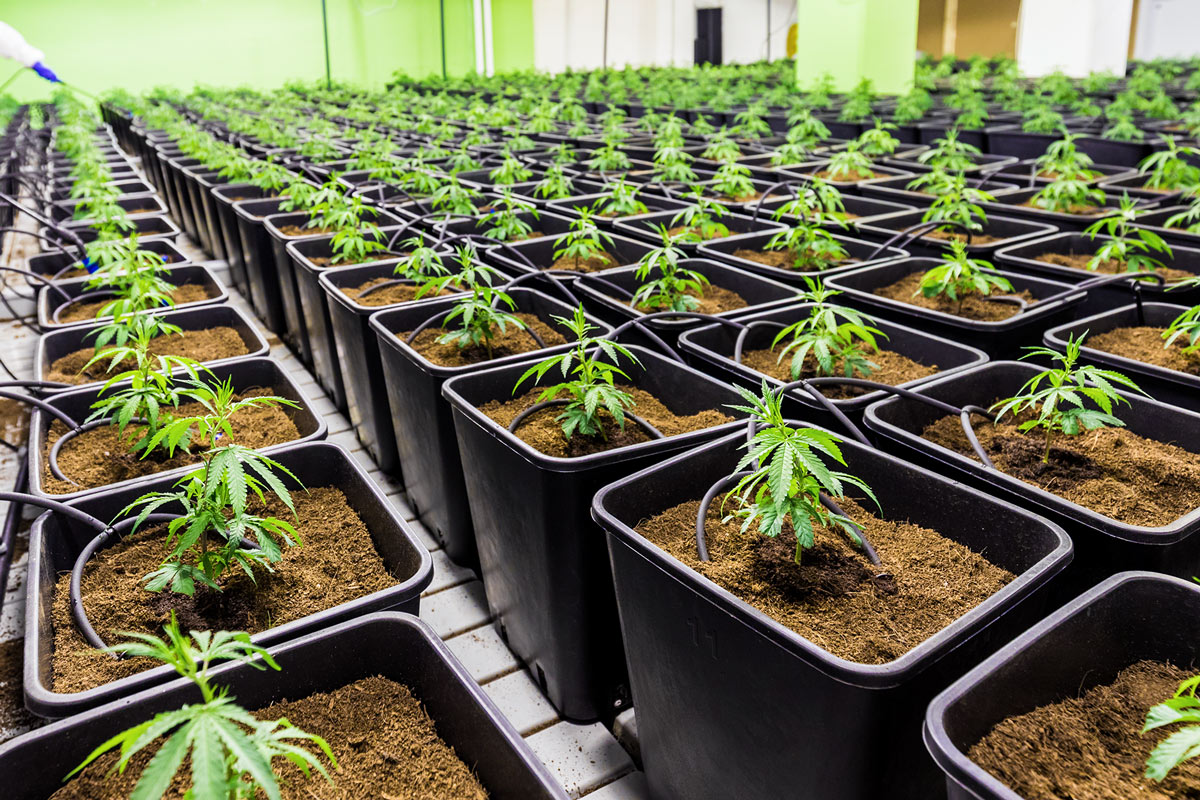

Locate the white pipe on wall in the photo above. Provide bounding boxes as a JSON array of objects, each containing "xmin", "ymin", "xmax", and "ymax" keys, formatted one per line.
[
  {"xmin": 473, "ymin": 0, "xmax": 486, "ymax": 74},
  {"xmin": 482, "ymin": 0, "xmax": 495, "ymax": 76}
]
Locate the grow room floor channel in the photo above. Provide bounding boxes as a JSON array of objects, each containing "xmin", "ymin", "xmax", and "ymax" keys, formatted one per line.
[{"xmin": 0, "ymin": 244, "xmax": 648, "ymax": 799}]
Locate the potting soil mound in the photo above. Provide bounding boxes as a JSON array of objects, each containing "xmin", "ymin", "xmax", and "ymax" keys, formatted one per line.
[
  {"xmin": 666, "ymin": 225, "xmax": 729, "ymax": 242},
  {"xmin": 51, "ymin": 487, "xmax": 400, "ymax": 693},
  {"xmin": 341, "ymin": 277, "xmax": 451, "ymax": 307},
  {"xmin": 56, "ymin": 284, "xmax": 213, "ymax": 324},
  {"xmin": 638, "ymin": 496, "xmax": 1013, "ymax": 664},
  {"xmin": 631, "ymin": 285, "xmax": 748, "ymax": 315},
  {"xmin": 1036, "ymin": 252, "xmax": 1196, "ymax": 283},
  {"xmin": 483, "ymin": 386, "xmax": 733, "ymax": 458},
  {"xmin": 41, "ymin": 390, "xmax": 300, "ymax": 494},
  {"xmin": 550, "ymin": 250, "xmax": 619, "ymax": 272},
  {"xmin": 741, "ymin": 345, "xmax": 939, "ymax": 398},
  {"xmin": 1019, "ymin": 199, "xmax": 1105, "ymax": 216},
  {"xmin": 923, "ymin": 416, "xmax": 1200, "ymax": 526},
  {"xmin": 873, "ymin": 272, "xmax": 1034, "ymax": 322},
  {"xmin": 732, "ymin": 247, "xmax": 853, "ymax": 272},
  {"xmin": 50, "ymin": 676, "xmax": 489, "ymax": 800},
  {"xmin": 924, "ymin": 228, "xmax": 1004, "ymax": 246},
  {"xmin": 1089, "ymin": 325, "xmax": 1200, "ymax": 376},
  {"xmin": 46, "ymin": 326, "xmax": 249, "ymax": 385},
  {"xmin": 811, "ymin": 169, "xmax": 877, "ymax": 182},
  {"xmin": 0, "ymin": 639, "xmax": 39, "ymax": 745},
  {"xmin": 969, "ymin": 660, "xmax": 1200, "ymax": 800},
  {"xmin": 405, "ymin": 312, "xmax": 567, "ymax": 367}
]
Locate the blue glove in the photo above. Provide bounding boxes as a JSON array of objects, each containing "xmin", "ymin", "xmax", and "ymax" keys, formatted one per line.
[{"xmin": 31, "ymin": 61, "xmax": 59, "ymax": 83}]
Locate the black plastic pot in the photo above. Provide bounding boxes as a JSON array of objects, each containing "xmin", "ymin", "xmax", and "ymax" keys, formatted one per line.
[
  {"xmin": 612, "ymin": 209, "xmax": 786, "ymax": 254},
  {"xmin": 49, "ymin": 193, "xmax": 166, "ymax": 224},
  {"xmin": 47, "ymin": 213, "xmax": 181, "ymax": 245},
  {"xmin": 776, "ymin": 160, "xmax": 915, "ymax": 190},
  {"xmin": 859, "ymin": 176, "xmax": 1022, "ymax": 207},
  {"xmin": 592, "ymin": 426, "xmax": 1071, "ymax": 800},
  {"xmin": 36, "ymin": 264, "xmax": 227, "ymax": 331},
  {"xmin": 990, "ymin": 159, "xmax": 1135, "ymax": 189},
  {"xmin": 286, "ymin": 231, "xmax": 409, "ymax": 412},
  {"xmin": 1131, "ymin": 204, "xmax": 1200, "ymax": 249},
  {"xmin": 696, "ymin": 228, "xmax": 909, "ymax": 286},
  {"xmin": 26, "ymin": 238, "xmax": 189, "ymax": 280},
  {"xmin": 572, "ymin": 258, "xmax": 797, "ymax": 344},
  {"xmin": 748, "ymin": 191, "xmax": 917, "ymax": 230},
  {"xmin": 48, "ymin": 177, "xmax": 153, "ymax": 203},
  {"xmin": 677, "ymin": 302, "xmax": 988, "ymax": 423},
  {"xmin": 825, "ymin": 259, "xmax": 1083, "ymax": 357},
  {"xmin": 370, "ymin": 287, "xmax": 609, "ymax": 568},
  {"xmin": 545, "ymin": 191, "xmax": 691, "ymax": 229},
  {"xmin": 864, "ymin": 361, "xmax": 1200, "ymax": 588},
  {"xmin": 439, "ymin": 208, "xmax": 577, "ymax": 244},
  {"xmin": 925, "ymin": 572, "xmax": 1197, "ymax": 800},
  {"xmin": 441, "ymin": 346, "xmax": 747, "ymax": 721},
  {"xmin": 484, "ymin": 231, "xmax": 655, "ymax": 279},
  {"xmin": 3, "ymin": 612, "xmax": 566, "ymax": 798},
  {"xmin": 977, "ymin": 188, "xmax": 1126, "ymax": 232},
  {"xmin": 1043, "ymin": 302, "xmax": 1200, "ymax": 411},
  {"xmin": 855, "ymin": 210, "xmax": 1058, "ymax": 259},
  {"xmin": 23, "ymin": 442, "xmax": 433, "ymax": 718},
  {"xmin": 1096, "ymin": 172, "xmax": 1187, "ymax": 201},
  {"xmin": 233, "ymin": 197, "xmax": 290, "ymax": 332},
  {"xmin": 212, "ymin": 184, "xmax": 277, "ymax": 294},
  {"xmin": 994, "ymin": 231, "xmax": 1200, "ymax": 313},
  {"xmin": 34, "ymin": 304, "xmax": 269, "ymax": 394},
  {"xmin": 27, "ymin": 356, "xmax": 326, "ymax": 501}
]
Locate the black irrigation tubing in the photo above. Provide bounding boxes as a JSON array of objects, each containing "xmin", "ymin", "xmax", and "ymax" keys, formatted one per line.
[
  {"xmin": 0, "ymin": 378, "xmax": 71, "ymax": 390},
  {"xmin": 0, "ymin": 461, "xmax": 27, "ymax": 601},
  {"xmin": 70, "ymin": 512, "xmax": 178, "ymax": 652},
  {"xmin": 507, "ymin": 396, "xmax": 665, "ymax": 439},
  {"xmin": 403, "ymin": 304, "xmax": 547, "ymax": 350},
  {"xmin": 0, "ymin": 190, "xmax": 90, "ymax": 255},
  {"xmin": 47, "ymin": 414, "xmax": 146, "ymax": 486},
  {"xmin": 748, "ymin": 179, "xmax": 809, "ymax": 223},
  {"xmin": 1041, "ymin": 270, "xmax": 1164, "ymax": 322},
  {"xmin": 866, "ymin": 218, "xmax": 974, "ymax": 261},
  {"xmin": 499, "ymin": 269, "xmax": 582, "ymax": 306},
  {"xmin": 385, "ymin": 210, "xmax": 474, "ymax": 253},
  {"xmin": 355, "ymin": 275, "xmax": 421, "ymax": 300},
  {"xmin": 0, "ymin": 229, "xmax": 85, "ymax": 272}
]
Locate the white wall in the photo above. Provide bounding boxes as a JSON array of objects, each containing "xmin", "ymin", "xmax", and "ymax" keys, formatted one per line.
[
  {"xmin": 1134, "ymin": 0, "xmax": 1200, "ymax": 60},
  {"xmin": 532, "ymin": 0, "xmax": 796, "ymax": 73},
  {"xmin": 1015, "ymin": 0, "xmax": 1133, "ymax": 78}
]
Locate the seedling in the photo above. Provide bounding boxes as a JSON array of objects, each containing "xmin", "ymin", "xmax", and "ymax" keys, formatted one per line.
[
  {"xmin": 653, "ymin": 142, "xmax": 698, "ymax": 184},
  {"xmin": 1031, "ymin": 172, "xmax": 1105, "ymax": 214},
  {"xmin": 916, "ymin": 241, "xmax": 1013, "ymax": 313},
  {"xmin": 592, "ymin": 178, "xmax": 648, "ymax": 217},
  {"xmin": 710, "ymin": 161, "xmax": 757, "ymax": 200},
  {"xmin": 394, "ymin": 237, "xmax": 448, "ymax": 282},
  {"xmin": 669, "ymin": 192, "xmax": 730, "ymax": 241},
  {"xmin": 783, "ymin": 108, "xmax": 831, "ymax": 151},
  {"xmin": 825, "ymin": 143, "xmax": 875, "ymax": 182},
  {"xmin": 701, "ymin": 129, "xmax": 741, "ymax": 163},
  {"xmin": 553, "ymin": 208, "xmax": 614, "ymax": 270},
  {"xmin": 430, "ymin": 177, "xmax": 482, "ymax": 217},
  {"xmin": 764, "ymin": 217, "xmax": 849, "ymax": 272},
  {"xmin": 588, "ymin": 141, "xmax": 632, "ymax": 173},
  {"xmin": 1166, "ymin": 194, "xmax": 1200, "ymax": 234},
  {"xmin": 482, "ymin": 190, "xmax": 538, "ymax": 241},
  {"xmin": 918, "ymin": 129, "xmax": 981, "ymax": 172},
  {"xmin": 723, "ymin": 382, "xmax": 876, "ymax": 563},
  {"xmin": 856, "ymin": 120, "xmax": 899, "ymax": 157},
  {"xmin": 991, "ymin": 335, "xmax": 1143, "ymax": 464},
  {"xmin": 1083, "ymin": 194, "xmax": 1173, "ymax": 273},
  {"xmin": 1034, "ymin": 132, "xmax": 1100, "ymax": 180},
  {"xmin": 532, "ymin": 162, "xmax": 574, "ymax": 200},
  {"xmin": 1163, "ymin": 278, "xmax": 1200, "ymax": 356},
  {"xmin": 514, "ymin": 305, "xmax": 640, "ymax": 440},
  {"xmin": 632, "ymin": 227, "xmax": 709, "ymax": 312},
  {"xmin": 488, "ymin": 154, "xmax": 532, "ymax": 185},
  {"xmin": 1139, "ymin": 136, "xmax": 1200, "ymax": 191},
  {"xmin": 130, "ymin": 376, "xmax": 303, "ymax": 593},
  {"xmin": 417, "ymin": 247, "xmax": 525, "ymax": 358},
  {"xmin": 922, "ymin": 173, "xmax": 994, "ymax": 234},
  {"xmin": 771, "ymin": 279, "xmax": 883, "ymax": 379},
  {"xmin": 329, "ymin": 224, "xmax": 386, "ymax": 265},
  {"xmin": 67, "ymin": 615, "xmax": 334, "ymax": 799}
]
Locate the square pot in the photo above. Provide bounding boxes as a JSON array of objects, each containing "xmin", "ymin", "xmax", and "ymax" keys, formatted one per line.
[
  {"xmin": 613, "ymin": 209, "xmax": 786, "ymax": 253},
  {"xmin": 36, "ymin": 264, "xmax": 227, "ymax": 332},
  {"xmin": 854, "ymin": 210, "xmax": 1058, "ymax": 259},
  {"xmin": 23, "ymin": 442, "xmax": 433, "ymax": 718},
  {"xmin": 697, "ymin": 228, "xmax": 909, "ymax": 286}
]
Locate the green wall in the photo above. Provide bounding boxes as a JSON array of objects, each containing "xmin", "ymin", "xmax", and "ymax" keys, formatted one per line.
[
  {"xmin": 794, "ymin": 0, "xmax": 918, "ymax": 94},
  {"xmin": 0, "ymin": 0, "xmax": 534, "ymax": 101}
]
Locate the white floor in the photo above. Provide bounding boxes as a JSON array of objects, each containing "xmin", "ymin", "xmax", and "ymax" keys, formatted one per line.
[{"xmin": 0, "ymin": 228, "xmax": 650, "ymax": 798}]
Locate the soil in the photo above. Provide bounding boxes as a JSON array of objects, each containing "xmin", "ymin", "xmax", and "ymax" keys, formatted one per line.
[
  {"xmin": 631, "ymin": 285, "xmax": 748, "ymax": 316},
  {"xmin": 0, "ymin": 397, "xmax": 28, "ymax": 447},
  {"xmin": 638, "ymin": 496, "xmax": 1013, "ymax": 664},
  {"xmin": 482, "ymin": 386, "xmax": 733, "ymax": 458},
  {"xmin": 51, "ymin": 487, "xmax": 399, "ymax": 693},
  {"xmin": 55, "ymin": 284, "xmax": 214, "ymax": 324},
  {"xmin": 341, "ymin": 277, "xmax": 451, "ymax": 308},
  {"xmin": 279, "ymin": 224, "xmax": 333, "ymax": 237},
  {"xmin": 667, "ymin": 225, "xmax": 730, "ymax": 242},
  {"xmin": 49, "ymin": 675, "xmax": 489, "ymax": 799},
  {"xmin": 812, "ymin": 169, "xmax": 878, "ymax": 182},
  {"xmin": 1020, "ymin": 200, "xmax": 1105, "ymax": 216},
  {"xmin": 52, "ymin": 255, "xmax": 182, "ymax": 281},
  {"xmin": 922, "ymin": 414, "xmax": 1200, "ymax": 527},
  {"xmin": 968, "ymin": 660, "xmax": 1200, "ymax": 799},
  {"xmin": 873, "ymin": 272, "xmax": 1035, "ymax": 321},
  {"xmin": 549, "ymin": 250, "xmax": 619, "ymax": 273},
  {"xmin": 41, "ymin": 390, "xmax": 301, "ymax": 495},
  {"xmin": 404, "ymin": 312, "xmax": 567, "ymax": 367},
  {"xmin": 1089, "ymin": 326, "xmax": 1200, "ymax": 376},
  {"xmin": 0, "ymin": 639, "xmax": 38, "ymax": 745},
  {"xmin": 732, "ymin": 247, "xmax": 853, "ymax": 272},
  {"xmin": 45, "ymin": 326, "xmax": 249, "ymax": 385},
  {"xmin": 924, "ymin": 228, "xmax": 1004, "ymax": 246},
  {"xmin": 308, "ymin": 254, "xmax": 398, "ymax": 268},
  {"xmin": 1035, "ymin": 251, "xmax": 1196, "ymax": 283},
  {"xmin": 740, "ymin": 345, "xmax": 939, "ymax": 398}
]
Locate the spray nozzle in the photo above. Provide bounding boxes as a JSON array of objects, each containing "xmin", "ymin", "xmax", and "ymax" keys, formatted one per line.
[{"xmin": 31, "ymin": 61, "xmax": 58, "ymax": 83}]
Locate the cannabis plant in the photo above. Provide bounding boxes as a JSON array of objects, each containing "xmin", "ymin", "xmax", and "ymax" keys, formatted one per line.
[
  {"xmin": 922, "ymin": 173, "xmax": 994, "ymax": 234},
  {"xmin": 723, "ymin": 382, "xmax": 876, "ymax": 563},
  {"xmin": 825, "ymin": 143, "xmax": 875, "ymax": 181},
  {"xmin": 482, "ymin": 190, "xmax": 538, "ymax": 241},
  {"xmin": 418, "ymin": 248, "xmax": 525, "ymax": 358},
  {"xmin": 1139, "ymin": 137, "xmax": 1200, "ymax": 191},
  {"xmin": 1083, "ymin": 194, "xmax": 1173, "ymax": 273},
  {"xmin": 514, "ymin": 305, "xmax": 640, "ymax": 440},
  {"xmin": 916, "ymin": 241, "xmax": 1013, "ymax": 312},
  {"xmin": 918, "ymin": 129, "xmax": 981, "ymax": 172},
  {"xmin": 991, "ymin": 335, "xmax": 1143, "ymax": 464},
  {"xmin": 1164, "ymin": 279, "xmax": 1200, "ymax": 356},
  {"xmin": 68, "ymin": 615, "xmax": 334, "ymax": 800},
  {"xmin": 670, "ymin": 192, "xmax": 730, "ymax": 241},
  {"xmin": 553, "ymin": 208, "xmax": 614, "ymax": 270},
  {"xmin": 592, "ymin": 178, "xmax": 648, "ymax": 217},
  {"xmin": 632, "ymin": 228, "xmax": 709, "ymax": 312},
  {"xmin": 771, "ymin": 279, "xmax": 883, "ymax": 379}
]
